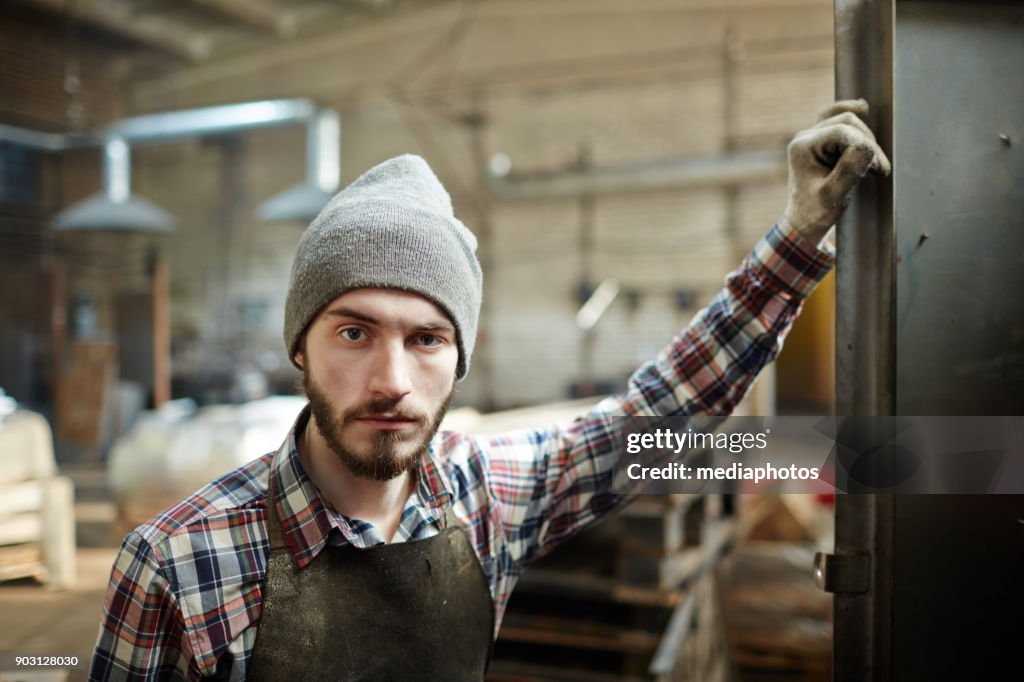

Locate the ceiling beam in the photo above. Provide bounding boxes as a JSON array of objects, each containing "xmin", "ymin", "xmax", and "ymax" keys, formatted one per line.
[
  {"xmin": 188, "ymin": 0, "xmax": 297, "ymax": 37},
  {"xmin": 21, "ymin": 0, "xmax": 213, "ymax": 61}
]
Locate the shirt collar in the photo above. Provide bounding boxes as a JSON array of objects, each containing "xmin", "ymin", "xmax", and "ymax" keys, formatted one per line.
[{"xmin": 269, "ymin": 406, "xmax": 454, "ymax": 568}]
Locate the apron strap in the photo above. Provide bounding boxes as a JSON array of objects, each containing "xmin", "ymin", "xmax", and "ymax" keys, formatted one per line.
[
  {"xmin": 438, "ymin": 496, "xmax": 461, "ymax": 532},
  {"xmin": 264, "ymin": 474, "xmax": 291, "ymax": 552}
]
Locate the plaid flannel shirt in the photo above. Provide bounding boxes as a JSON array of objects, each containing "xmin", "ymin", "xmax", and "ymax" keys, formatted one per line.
[{"xmin": 90, "ymin": 222, "xmax": 834, "ymax": 681}]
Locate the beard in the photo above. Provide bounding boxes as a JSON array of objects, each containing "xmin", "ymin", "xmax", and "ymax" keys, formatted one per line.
[{"xmin": 302, "ymin": 371, "xmax": 455, "ymax": 481}]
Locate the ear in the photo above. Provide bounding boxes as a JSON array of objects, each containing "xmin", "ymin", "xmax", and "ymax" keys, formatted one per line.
[{"xmin": 293, "ymin": 350, "xmax": 304, "ymax": 370}]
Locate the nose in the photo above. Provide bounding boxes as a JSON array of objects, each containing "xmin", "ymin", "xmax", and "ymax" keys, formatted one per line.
[{"xmin": 367, "ymin": 341, "xmax": 413, "ymax": 399}]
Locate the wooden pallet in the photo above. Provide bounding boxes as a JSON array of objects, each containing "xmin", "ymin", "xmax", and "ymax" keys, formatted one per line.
[
  {"xmin": 0, "ymin": 543, "xmax": 45, "ymax": 583},
  {"xmin": 490, "ymin": 493, "xmax": 737, "ymax": 681},
  {"xmin": 718, "ymin": 543, "xmax": 831, "ymax": 682}
]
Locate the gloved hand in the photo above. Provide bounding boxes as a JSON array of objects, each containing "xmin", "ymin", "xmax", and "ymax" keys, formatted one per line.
[{"xmin": 781, "ymin": 99, "xmax": 892, "ymax": 243}]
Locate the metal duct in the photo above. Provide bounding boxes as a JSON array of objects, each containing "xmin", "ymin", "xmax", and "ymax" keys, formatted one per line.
[
  {"xmin": 104, "ymin": 99, "xmax": 318, "ymax": 143},
  {"xmin": 0, "ymin": 98, "xmax": 340, "ymax": 230},
  {"xmin": 257, "ymin": 109, "xmax": 341, "ymax": 222},
  {"xmin": 0, "ymin": 123, "xmax": 78, "ymax": 151},
  {"xmin": 55, "ymin": 136, "xmax": 174, "ymax": 232},
  {"xmin": 484, "ymin": 150, "xmax": 787, "ymax": 200}
]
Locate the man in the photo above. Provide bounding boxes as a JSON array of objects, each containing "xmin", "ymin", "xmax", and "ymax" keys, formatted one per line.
[{"xmin": 90, "ymin": 100, "xmax": 888, "ymax": 680}]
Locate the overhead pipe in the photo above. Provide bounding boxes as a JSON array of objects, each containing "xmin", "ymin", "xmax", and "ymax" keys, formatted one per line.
[
  {"xmin": 484, "ymin": 149, "xmax": 787, "ymax": 200},
  {"xmin": 105, "ymin": 137, "xmax": 130, "ymax": 203},
  {"xmin": 0, "ymin": 123, "xmax": 85, "ymax": 151},
  {"xmin": 257, "ymin": 109, "xmax": 341, "ymax": 222},
  {"xmin": 0, "ymin": 100, "xmax": 321, "ymax": 151},
  {"xmin": 104, "ymin": 99, "xmax": 318, "ymax": 143},
  {"xmin": 0, "ymin": 98, "xmax": 341, "ymax": 229}
]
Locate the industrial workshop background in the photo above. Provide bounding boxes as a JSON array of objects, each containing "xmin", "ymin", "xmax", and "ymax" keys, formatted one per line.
[
  {"xmin": 0, "ymin": 2, "xmax": 839, "ymax": 679},
  {"xmin": 0, "ymin": 0, "xmax": 839, "ymax": 429},
  {"xmin": 1, "ymin": 0, "xmax": 1020, "ymax": 681}
]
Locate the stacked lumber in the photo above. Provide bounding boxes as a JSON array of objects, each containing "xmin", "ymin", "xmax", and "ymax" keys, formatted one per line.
[
  {"xmin": 489, "ymin": 494, "xmax": 736, "ymax": 682},
  {"xmin": 718, "ymin": 543, "xmax": 831, "ymax": 682}
]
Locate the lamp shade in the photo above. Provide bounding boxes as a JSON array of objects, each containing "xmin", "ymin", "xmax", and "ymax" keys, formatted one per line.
[{"xmin": 55, "ymin": 193, "xmax": 175, "ymax": 232}]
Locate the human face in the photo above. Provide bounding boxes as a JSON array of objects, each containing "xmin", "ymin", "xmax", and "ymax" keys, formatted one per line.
[{"xmin": 296, "ymin": 288, "xmax": 459, "ymax": 481}]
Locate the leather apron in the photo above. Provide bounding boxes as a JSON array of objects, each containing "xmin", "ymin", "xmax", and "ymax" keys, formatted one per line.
[{"xmin": 247, "ymin": 476, "xmax": 495, "ymax": 681}]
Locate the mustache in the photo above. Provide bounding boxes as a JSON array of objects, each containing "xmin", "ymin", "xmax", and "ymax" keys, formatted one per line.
[{"xmin": 340, "ymin": 398, "xmax": 427, "ymax": 424}]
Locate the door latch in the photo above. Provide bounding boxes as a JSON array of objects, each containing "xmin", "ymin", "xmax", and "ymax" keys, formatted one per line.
[{"xmin": 813, "ymin": 551, "xmax": 870, "ymax": 594}]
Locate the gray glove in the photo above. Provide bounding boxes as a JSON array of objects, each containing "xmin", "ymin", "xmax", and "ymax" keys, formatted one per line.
[{"xmin": 781, "ymin": 99, "xmax": 892, "ymax": 243}]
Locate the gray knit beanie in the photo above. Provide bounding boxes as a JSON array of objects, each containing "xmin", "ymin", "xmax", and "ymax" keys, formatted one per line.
[{"xmin": 284, "ymin": 154, "xmax": 482, "ymax": 379}]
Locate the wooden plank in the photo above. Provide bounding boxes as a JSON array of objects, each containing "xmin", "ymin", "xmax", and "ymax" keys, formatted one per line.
[
  {"xmin": 56, "ymin": 341, "xmax": 117, "ymax": 448},
  {"xmin": 619, "ymin": 494, "xmax": 701, "ymax": 518},
  {"xmin": 658, "ymin": 517, "xmax": 736, "ymax": 590},
  {"xmin": 39, "ymin": 476, "xmax": 76, "ymax": 588},
  {"xmin": 495, "ymin": 496, "xmax": 739, "ymax": 678},
  {"xmin": 0, "ymin": 543, "xmax": 44, "ymax": 582},
  {"xmin": 189, "ymin": 0, "xmax": 297, "ymax": 36},
  {"xmin": 515, "ymin": 568, "xmax": 680, "ymax": 608},
  {"xmin": 648, "ymin": 589, "xmax": 697, "ymax": 676},
  {"xmin": 0, "ymin": 481, "xmax": 45, "ymax": 515},
  {"xmin": 487, "ymin": 659, "xmax": 648, "ymax": 682},
  {"xmin": 49, "ymin": 261, "xmax": 66, "ymax": 417},
  {"xmin": 499, "ymin": 614, "xmax": 662, "ymax": 656},
  {"xmin": 152, "ymin": 253, "xmax": 171, "ymax": 408},
  {"xmin": 732, "ymin": 648, "xmax": 830, "ymax": 675},
  {"xmin": 21, "ymin": 0, "xmax": 213, "ymax": 60},
  {"xmin": 619, "ymin": 513, "xmax": 680, "ymax": 557},
  {"xmin": 0, "ymin": 515, "xmax": 43, "ymax": 545}
]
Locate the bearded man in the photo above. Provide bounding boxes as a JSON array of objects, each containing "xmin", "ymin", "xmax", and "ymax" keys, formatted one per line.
[{"xmin": 90, "ymin": 100, "xmax": 888, "ymax": 681}]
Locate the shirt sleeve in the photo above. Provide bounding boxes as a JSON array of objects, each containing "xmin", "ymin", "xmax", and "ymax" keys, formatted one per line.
[
  {"xmin": 482, "ymin": 221, "xmax": 835, "ymax": 567},
  {"xmin": 90, "ymin": 531, "xmax": 190, "ymax": 681}
]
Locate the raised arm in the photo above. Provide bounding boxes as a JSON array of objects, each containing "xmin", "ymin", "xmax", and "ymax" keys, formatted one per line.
[{"xmin": 480, "ymin": 100, "xmax": 889, "ymax": 568}]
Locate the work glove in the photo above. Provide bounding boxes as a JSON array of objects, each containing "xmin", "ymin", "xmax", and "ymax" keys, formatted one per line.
[{"xmin": 781, "ymin": 99, "xmax": 892, "ymax": 244}]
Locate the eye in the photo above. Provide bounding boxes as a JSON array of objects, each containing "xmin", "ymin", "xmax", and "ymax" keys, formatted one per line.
[
  {"xmin": 340, "ymin": 328, "xmax": 366, "ymax": 342},
  {"xmin": 417, "ymin": 333, "xmax": 442, "ymax": 347}
]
